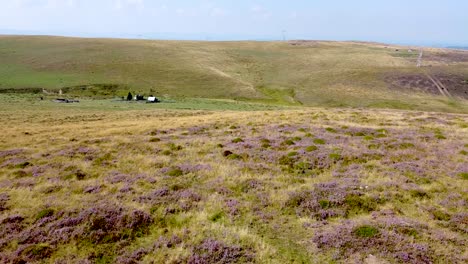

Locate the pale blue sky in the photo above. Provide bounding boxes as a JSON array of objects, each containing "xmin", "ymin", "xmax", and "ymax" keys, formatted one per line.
[{"xmin": 1, "ymin": 0, "xmax": 467, "ymax": 45}]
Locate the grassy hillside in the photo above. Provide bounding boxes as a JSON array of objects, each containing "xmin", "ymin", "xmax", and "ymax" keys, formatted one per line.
[
  {"xmin": 1, "ymin": 35, "xmax": 468, "ymax": 112},
  {"xmin": 0, "ymin": 101, "xmax": 467, "ymax": 263}
]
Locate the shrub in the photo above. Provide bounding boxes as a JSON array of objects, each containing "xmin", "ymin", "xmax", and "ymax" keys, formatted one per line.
[
  {"xmin": 168, "ymin": 143, "xmax": 183, "ymax": 151},
  {"xmin": 84, "ymin": 185, "xmax": 101, "ymax": 194},
  {"xmin": 154, "ymin": 235, "xmax": 183, "ymax": 249},
  {"xmin": 325, "ymin": 127, "xmax": 337, "ymax": 133},
  {"xmin": 319, "ymin": 200, "xmax": 330, "ymax": 209},
  {"xmin": 188, "ymin": 239, "xmax": 254, "ymax": 264},
  {"xmin": 225, "ymin": 199, "xmax": 240, "ymax": 216},
  {"xmin": 239, "ymin": 179, "xmax": 262, "ymax": 193},
  {"xmin": 175, "ymin": 164, "xmax": 212, "ymax": 174},
  {"xmin": 282, "ymin": 139, "xmax": 295, "ymax": 146},
  {"xmin": 0, "ymin": 149, "xmax": 24, "ymax": 158},
  {"xmin": 36, "ymin": 208, "xmax": 55, "ymax": 220},
  {"xmin": 116, "ymin": 248, "xmax": 149, "ymax": 264},
  {"xmin": 209, "ymin": 211, "xmax": 225, "ymax": 222},
  {"xmin": 11, "ymin": 204, "xmax": 153, "ymax": 251},
  {"xmin": 231, "ymin": 138, "xmax": 244, "ymax": 143},
  {"xmin": 75, "ymin": 170, "xmax": 87, "ymax": 180},
  {"xmin": 84, "ymin": 207, "xmax": 153, "ymax": 243},
  {"xmin": 344, "ymin": 194, "xmax": 378, "ymax": 216},
  {"xmin": 259, "ymin": 138, "xmax": 271, "ymax": 148},
  {"xmin": 459, "ymin": 172, "xmax": 468, "ymax": 180},
  {"xmin": 150, "ymin": 129, "xmax": 167, "ymax": 136},
  {"xmin": 17, "ymin": 243, "xmax": 54, "ymax": 262},
  {"xmin": 278, "ymin": 155, "xmax": 296, "ymax": 167},
  {"xmin": 449, "ymin": 212, "xmax": 468, "ymax": 233},
  {"xmin": 92, "ymin": 153, "xmax": 113, "ymax": 166},
  {"xmin": 292, "ymin": 162, "xmax": 313, "ymax": 175},
  {"xmin": 305, "ymin": 145, "xmax": 318, "ymax": 152},
  {"xmin": 286, "ymin": 182, "xmax": 378, "ymax": 220},
  {"xmin": 367, "ymin": 144, "xmax": 380, "ymax": 150},
  {"xmin": 313, "ymin": 220, "xmax": 434, "ymax": 263},
  {"xmin": 398, "ymin": 227, "xmax": 419, "ymax": 238},
  {"xmin": 149, "ymin": 137, "xmax": 161, "ymax": 142},
  {"xmin": 329, "ymin": 153, "xmax": 342, "ymax": 160},
  {"xmin": 430, "ymin": 209, "xmax": 451, "ymax": 221},
  {"xmin": 13, "ymin": 170, "xmax": 29, "ymax": 178},
  {"xmin": 353, "ymin": 225, "xmax": 379, "ymax": 238},
  {"xmin": 167, "ymin": 168, "xmax": 184, "ymax": 177},
  {"xmin": 162, "ymin": 150, "xmax": 172, "ymax": 156},
  {"xmin": 142, "ymin": 188, "xmax": 201, "ymax": 213},
  {"xmin": 106, "ymin": 171, "xmax": 133, "ymax": 184},
  {"xmin": 409, "ymin": 189, "xmax": 430, "ymax": 199},
  {"xmin": 42, "ymin": 185, "xmax": 62, "ymax": 194},
  {"xmin": 399, "ymin": 143, "xmax": 415, "ymax": 149},
  {"xmin": 16, "ymin": 161, "xmax": 32, "ymax": 169},
  {"xmin": 0, "ymin": 193, "xmax": 9, "ymax": 211},
  {"xmin": 313, "ymin": 138, "xmax": 326, "ymax": 145},
  {"xmin": 227, "ymin": 154, "xmax": 243, "ymax": 160},
  {"xmin": 223, "ymin": 150, "xmax": 233, "ymax": 157}
]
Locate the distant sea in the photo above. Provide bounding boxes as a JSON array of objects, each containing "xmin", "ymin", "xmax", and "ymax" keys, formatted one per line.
[{"xmin": 447, "ymin": 46, "xmax": 468, "ymax": 50}]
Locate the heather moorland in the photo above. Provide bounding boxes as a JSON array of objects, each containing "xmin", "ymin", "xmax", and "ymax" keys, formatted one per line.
[{"xmin": 0, "ymin": 98, "xmax": 466, "ymax": 263}]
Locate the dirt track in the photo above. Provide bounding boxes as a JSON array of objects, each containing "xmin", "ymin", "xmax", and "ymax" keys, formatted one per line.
[{"xmin": 425, "ymin": 73, "xmax": 452, "ymax": 98}]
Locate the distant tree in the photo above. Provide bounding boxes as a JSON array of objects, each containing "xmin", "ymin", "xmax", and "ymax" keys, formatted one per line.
[{"xmin": 127, "ymin": 92, "xmax": 133, "ymax": 101}]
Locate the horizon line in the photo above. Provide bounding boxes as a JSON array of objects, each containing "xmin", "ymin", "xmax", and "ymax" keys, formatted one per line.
[{"xmin": 0, "ymin": 32, "xmax": 467, "ymax": 49}]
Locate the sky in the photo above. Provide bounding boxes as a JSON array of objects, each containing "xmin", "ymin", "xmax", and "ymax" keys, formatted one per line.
[{"xmin": 1, "ymin": 0, "xmax": 467, "ymax": 46}]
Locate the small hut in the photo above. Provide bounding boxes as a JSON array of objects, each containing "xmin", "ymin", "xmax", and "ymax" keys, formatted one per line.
[{"xmin": 147, "ymin": 97, "xmax": 160, "ymax": 103}]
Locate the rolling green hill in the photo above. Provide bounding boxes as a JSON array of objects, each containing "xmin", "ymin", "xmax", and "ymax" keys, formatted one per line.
[{"xmin": 1, "ymin": 35, "xmax": 467, "ymax": 112}]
